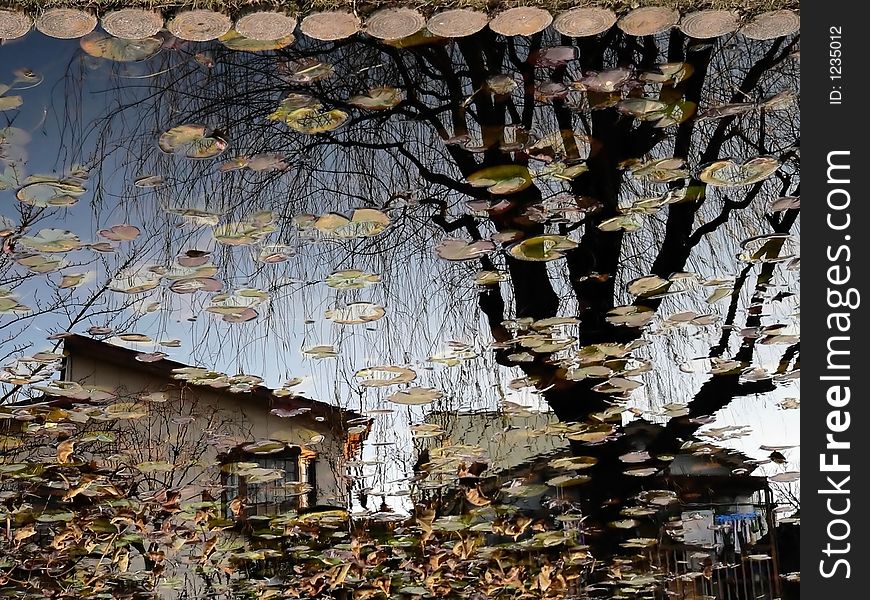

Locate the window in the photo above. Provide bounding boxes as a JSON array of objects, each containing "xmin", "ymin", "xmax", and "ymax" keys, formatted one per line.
[{"xmin": 222, "ymin": 447, "xmax": 314, "ymax": 517}]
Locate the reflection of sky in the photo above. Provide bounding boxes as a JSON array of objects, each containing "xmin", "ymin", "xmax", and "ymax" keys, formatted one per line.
[{"xmin": 1, "ymin": 30, "xmax": 799, "ymax": 503}]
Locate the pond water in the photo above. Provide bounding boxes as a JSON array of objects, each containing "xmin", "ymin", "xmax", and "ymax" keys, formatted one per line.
[{"xmin": 0, "ymin": 17, "xmax": 799, "ymax": 599}]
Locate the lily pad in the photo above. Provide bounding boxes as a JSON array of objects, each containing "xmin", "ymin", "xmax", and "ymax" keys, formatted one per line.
[
  {"xmin": 387, "ymin": 387, "xmax": 443, "ymax": 405},
  {"xmin": 699, "ymin": 156, "xmax": 780, "ymax": 187},
  {"xmin": 507, "ymin": 235, "xmax": 577, "ymax": 261},
  {"xmin": 16, "ymin": 175, "xmax": 87, "ymax": 207},
  {"xmin": 19, "ymin": 229, "xmax": 81, "ymax": 253},
  {"xmin": 355, "ymin": 366, "xmax": 417, "ymax": 387},
  {"xmin": 324, "ymin": 302, "xmax": 386, "ymax": 325},
  {"xmin": 80, "ymin": 32, "xmax": 162, "ymax": 61},
  {"xmin": 325, "ymin": 269, "xmax": 380, "ymax": 289},
  {"xmin": 314, "ymin": 209, "xmax": 389, "ymax": 238},
  {"xmin": 98, "ymin": 224, "xmax": 140, "ymax": 241},
  {"xmin": 277, "ymin": 107, "xmax": 349, "ymax": 134},
  {"xmin": 348, "ymin": 86, "xmax": 404, "ymax": 110},
  {"xmin": 434, "ymin": 238, "xmax": 496, "ymax": 261},
  {"xmin": 467, "ymin": 165, "xmax": 532, "ymax": 194},
  {"xmin": 218, "ymin": 30, "xmax": 295, "ymax": 52},
  {"xmin": 158, "ymin": 124, "xmax": 228, "ymax": 159}
]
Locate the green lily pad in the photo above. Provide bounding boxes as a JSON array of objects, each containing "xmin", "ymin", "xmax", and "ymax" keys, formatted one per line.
[
  {"xmin": 467, "ymin": 164, "xmax": 532, "ymax": 194},
  {"xmin": 158, "ymin": 124, "xmax": 228, "ymax": 159},
  {"xmin": 507, "ymin": 235, "xmax": 577, "ymax": 261}
]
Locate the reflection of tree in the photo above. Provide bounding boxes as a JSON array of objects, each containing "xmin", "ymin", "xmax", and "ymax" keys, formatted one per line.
[{"xmin": 69, "ymin": 26, "xmax": 798, "ymax": 561}]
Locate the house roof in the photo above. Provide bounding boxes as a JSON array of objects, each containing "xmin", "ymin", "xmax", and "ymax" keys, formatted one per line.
[{"xmin": 59, "ymin": 334, "xmax": 366, "ymax": 429}]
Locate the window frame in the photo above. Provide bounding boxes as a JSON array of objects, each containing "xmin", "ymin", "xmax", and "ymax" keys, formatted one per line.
[{"xmin": 220, "ymin": 446, "xmax": 315, "ymax": 517}]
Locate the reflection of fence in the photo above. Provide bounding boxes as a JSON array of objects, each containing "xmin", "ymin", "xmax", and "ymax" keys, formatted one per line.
[
  {"xmin": 652, "ymin": 498, "xmax": 781, "ymax": 600},
  {"xmin": 654, "ymin": 545, "xmax": 779, "ymax": 600}
]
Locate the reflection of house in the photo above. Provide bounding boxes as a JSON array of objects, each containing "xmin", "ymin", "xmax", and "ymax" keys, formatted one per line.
[
  {"xmin": 419, "ymin": 410, "xmax": 781, "ymax": 600},
  {"xmin": 60, "ymin": 334, "xmax": 366, "ymax": 512}
]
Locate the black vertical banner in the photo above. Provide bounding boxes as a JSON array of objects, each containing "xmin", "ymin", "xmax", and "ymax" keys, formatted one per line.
[{"xmin": 803, "ymin": 4, "xmax": 866, "ymax": 598}]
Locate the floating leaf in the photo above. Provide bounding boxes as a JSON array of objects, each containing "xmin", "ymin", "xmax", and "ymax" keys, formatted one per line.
[
  {"xmin": 134, "ymin": 174, "xmax": 165, "ymax": 188},
  {"xmin": 532, "ymin": 46, "xmax": 579, "ymax": 68},
  {"xmin": 80, "ymin": 32, "xmax": 162, "ymax": 61},
  {"xmin": 0, "ymin": 96, "xmax": 23, "ymax": 111},
  {"xmin": 508, "ymin": 235, "xmax": 577, "ymax": 261},
  {"xmin": 280, "ymin": 58, "xmax": 334, "ymax": 84},
  {"xmin": 768, "ymin": 471, "xmax": 800, "ymax": 483},
  {"xmin": 314, "ymin": 209, "xmax": 389, "ymax": 238},
  {"xmin": 607, "ymin": 305, "xmax": 654, "ymax": 328},
  {"xmin": 16, "ymin": 175, "xmax": 87, "ymax": 207},
  {"xmin": 467, "ymin": 164, "xmax": 532, "ymax": 194},
  {"xmin": 699, "ymin": 156, "xmax": 780, "ymax": 187},
  {"xmin": 325, "ymin": 269, "xmax": 380, "ymax": 289},
  {"xmin": 109, "ymin": 270, "xmax": 162, "ymax": 294},
  {"xmin": 213, "ymin": 213, "xmax": 277, "ymax": 246},
  {"xmin": 387, "ymin": 387, "xmax": 443, "ymax": 405},
  {"xmin": 276, "ymin": 107, "xmax": 348, "ymax": 134},
  {"xmin": 59, "ymin": 273, "xmax": 88, "ymax": 289},
  {"xmin": 169, "ymin": 277, "xmax": 223, "ymax": 294},
  {"xmin": 486, "ymin": 74, "xmax": 517, "ymax": 95},
  {"xmin": 629, "ymin": 158, "xmax": 689, "ymax": 183},
  {"xmin": 627, "ymin": 275, "xmax": 670, "ymax": 297},
  {"xmin": 474, "ymin": 270, "xmax": 506, "ymax": 286},
  {"xmin": 324, "ymin": 302, "xmax": 386, "ymax": 325},
  {"xmin": 98, "ymin": 224, "xmax": 140, "ymax": 241},
  {"xmin": 598, "ymin": 214, "xmax": 644, "ymax": 232},
  {"xmin": 303, "ymin": 345, "xmax": 338, "ymax": 359},
  {"xmin": 502, "ymin": 483, "xmax": 549, "ymax": 497},
  {"xmin": 348, "ymin": 86, "xmax": 404, "ymax": 110},
  {"xmin": 574, "ymin": 67, "xmax": 632, "ymax": 92},
  {"xmin": 158, "ymin": 124, "xmax": 228, "ymax": 159},
  {"xmin": 641, "ymin": 62, "xmax": 694, "ymax": 85},
  {"xmin": 549, "ymin": 456, "xmax": 598, "ymax": 470},
  {"xmin": 355, "ymin": 366, "xmax": 417, "ymax": 387},
  {"xmin": 218, "ymin": 30, "xmax": 295, "ymax": 52},
  {"xmin": 19, "ymin": 229, "xmax": 81, "ymax": 253},
  {"xmin": 434, "ymin": 238, "xmax": 495, "ymax": 261},
  {"xmin": 219, "ymin": 153, "xmax": 289, "ymax": 173}
]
